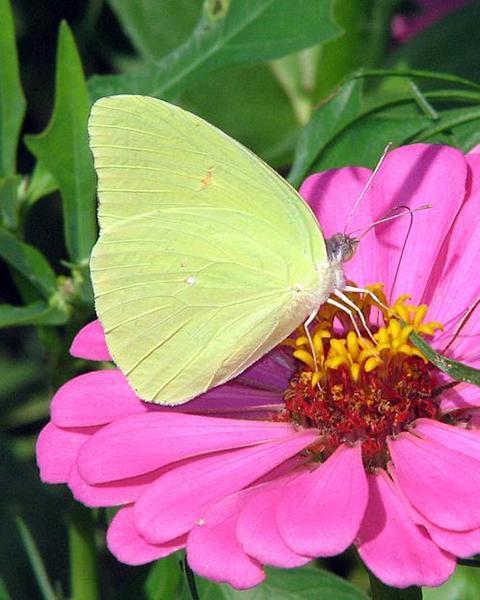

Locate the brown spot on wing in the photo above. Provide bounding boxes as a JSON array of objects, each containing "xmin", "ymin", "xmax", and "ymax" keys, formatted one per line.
[{"xmin": 200, "ymin": 166, "xmax": 215, "ymax": 189}]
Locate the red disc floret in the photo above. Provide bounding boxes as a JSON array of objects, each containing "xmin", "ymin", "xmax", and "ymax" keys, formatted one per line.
[{"xmin": 279, "ymin": 355, "xmax": 439, "ymax": 469}]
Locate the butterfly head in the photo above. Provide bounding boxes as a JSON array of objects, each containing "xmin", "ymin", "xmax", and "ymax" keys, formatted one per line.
[{"xmin": 326, "ymin": 234, "xmax": 359, "ymax": 265}]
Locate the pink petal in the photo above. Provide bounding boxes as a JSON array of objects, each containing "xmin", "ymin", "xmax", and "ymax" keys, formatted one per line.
[
  {"xmin": 440, "ymin": 382, "xmax": 480, "ymax": 412},
  {"xmin": 70, "ymin": 320, "xmax": 111, "ymax": 361},
  {"xmin": 370, "ymin": 144, "xmax": 467, "ymax": 302},
  {"xmin": 236, "ymin": 477, "xmax": 312, "ymax": 568},
  {"xmin": 78, "ymin": 413, "xmax": 295, "ymax": 483},
  {"xmin": 388, "ymin": 431, "xmax": 480, "ymax": 530},
  {"xmin": 107, "ymin": 506, "xmax": 186, "ymax": 565},
  {"xmin": 277, "ymin": 444, "xmax": 368, "ymax": 556},
  {"xmin": 426, "ymin": 524, "xmax": 480, "ymax": 559},
  {"xmin": 68, "ymin": 463, "xmax": 162, "ymax": 508},
  {"xmin": 135, "ymin": 431, "xmax": 318, "ymax": 544},
  {"xmin": 464, "ymin": 408, "xmax": 480, "ymax": 427},
  {"xmin": 174, "ymin": 383, "xmax": 283, "ymax": 418},
  {"xmin": 300, "ymin": 167, "xmax": 381, "ymax": 286},
  {"xmin": 187, "ymin": 492, "xmax": 266, "ymax": 590},
  {"xmin": 36, "ymin": 423, "xmax": 98, "ymax": 483},
  {"xmin": 392, "ymin": 0, "xmax": 471, "ymax": 42},
  {"xmin": 236, "ymin": 349, "xmax": 294, "ymax": 392},
  {"xmin": 51, "ymin": 369, "xmax": 146, "ymax": 428},
  {"xmin": 403, "ymin": 494, "xmax": 480, "ymax": 558},
  {"xmin": 357, "ymin": 472, "xmax": 455, "ymax": 588},
  {"xmin": 423, "ymin": 183, "xmax": 480, "ymax": 328},
  {"xmin": 467, "ymin": 153, "xmax": 480, "ymax": 197},
  {"xmin": 411, "ymin": 418, "xmax": 480, "ymax": 460}
]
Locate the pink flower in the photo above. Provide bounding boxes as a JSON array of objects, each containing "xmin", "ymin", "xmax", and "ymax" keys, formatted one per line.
[
  {"xmin": 37, "ymin": 144, "xmax": 480, "ymax": 590},
  {"xmin": 392, "ymin": 0, "xmax": 473, "ymax": 42}
]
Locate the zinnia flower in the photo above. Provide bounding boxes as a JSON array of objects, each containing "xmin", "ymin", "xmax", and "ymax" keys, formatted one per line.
[
  {"xmin": 37, "ymin": 143, "xmax": 480, "ymax": 590},
  {"xmin": 392, "ymin": 0, "xmax": 473, "ymax": 42}
]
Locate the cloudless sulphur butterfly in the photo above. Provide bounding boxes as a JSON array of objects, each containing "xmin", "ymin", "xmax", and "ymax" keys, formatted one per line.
[{"xmin": 89, "ymin": 95, "xmax": 356, "ymax": 405}]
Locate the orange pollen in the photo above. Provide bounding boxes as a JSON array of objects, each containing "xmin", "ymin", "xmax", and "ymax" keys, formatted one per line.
[{"xmin": 276, "ymin": 284, "xmax": 444, "ymax": 469}]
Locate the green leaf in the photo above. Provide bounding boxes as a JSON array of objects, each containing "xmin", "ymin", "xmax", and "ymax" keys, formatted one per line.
[
  {"xmin": 390, "ymin": 4, "xmax": 480, "ymax": 83},
  {"xmin": 0, "ymin": 175, "xmax": 22, "ymax": 231},
  {"xmin": 310, "ymin": 102, "xmax": 431, "ymax": 171},
  {"xmin": 179, "ymin": 63, "xmax": 298, "ymax": 167},
  {"xmin": 288, "ymin": 78, "xmax": 364, "ymax": 187},
  {"xmin": 313, "ymin": 0, "xmax": 385, "ymax": 99},
  {"xmin": 423, "ymin": 566, "xmax": 480, "ymax": 600},
  {"xmin": 24, "ymin": 22, "xmax": 96, "ymax": 264},
  {"xmin": 25, "ymin": 161, "xmax": 58, "ymax": 206},
  {"xmin": 269, "ymin": 47, "xmax": 321, "ymax": 125},
  {"xmin": 0, "ymin": 302, "xmax": 69, "ymax": 328},
  {"xmin": 0, "ymin": 0, "xmax": 26, "ymax": 177},
  {"xmin": 410, "ymin": 332, "xmax": 480, "ymax": 388},
  {"xmin": 89, "ymin": 0, "xmax": 339, "ymax": 101},
  {"xmin": 0, "ymin": 227, "xmax": 57, "ymax": 298},
  {"xmin": 414, "ymin": 106, "xmax": 480, "ymax": 146},
  {"xmin": 181, "ymin": 565, "xmax": 369, "ymax": 599},
  {"xmin": 369, "ymin": 571, "xmax": 422, "ymax": 600},
  {"xmin": 144, "ymin": 552, "xmax": 183, "ymax": 600},
  {"xmin": 0, "ymin": 578, "xmax": 12, "ymax": 600},
  {"xmin": 289, "ymin": 71, "xmax": 480, "ymax": 176},
  {"xmin": 14, "ymin": 515, "xmax": 57, "ymax": 600},
  {"xmin": 108, "ymin": 0, "xmax": 203, "ymax": 61}
]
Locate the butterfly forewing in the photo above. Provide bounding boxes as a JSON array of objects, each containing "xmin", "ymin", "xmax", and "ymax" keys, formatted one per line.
[{"xmin": 89, "ymin": 95, "xmax": 330, "ymax": 404}]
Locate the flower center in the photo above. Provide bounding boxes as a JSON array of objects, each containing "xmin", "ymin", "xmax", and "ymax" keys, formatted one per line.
[{"xmin": 278, "ymin": 284, "xmax": 444, "ymax": 470}]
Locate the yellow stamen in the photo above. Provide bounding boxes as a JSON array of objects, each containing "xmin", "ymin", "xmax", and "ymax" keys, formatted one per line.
[
  {"xmin": 346, "ymin": 331, "xmax": 360, "ymax": 359},
  {"xmin": 350, "ymin": 363, "xmax": 361, "ymax": 382},
  {"xmin": 364, "ymin": 357, "xmax": 383, "ymax": 372},
  {"xmin": 289, "ymin": 283, "xmax": 442, "ymax": 383},
  {"xmin": 292, "ymin": 349, "xmax": 316, "ymax": 370}
]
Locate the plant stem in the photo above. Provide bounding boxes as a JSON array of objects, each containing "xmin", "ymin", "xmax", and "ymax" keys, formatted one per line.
[{"xmin": 68, "ymin": 504, "xmax": 99, "ymax": 600}]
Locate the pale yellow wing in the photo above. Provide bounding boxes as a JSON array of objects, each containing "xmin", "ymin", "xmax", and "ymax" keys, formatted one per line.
[{"xmin": 89, "ymin": 95, "xmax": 332, "ymax": 404}]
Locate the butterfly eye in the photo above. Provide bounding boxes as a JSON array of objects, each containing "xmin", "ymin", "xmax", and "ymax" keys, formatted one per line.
[{"xmin": 326, "ymin": 234, "xmax": 358, "ymax": 264}]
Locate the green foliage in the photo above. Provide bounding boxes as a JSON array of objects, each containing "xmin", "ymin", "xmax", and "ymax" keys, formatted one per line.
[
  {"xmin": 423, "ymin": 566, "xmax": 480, "ymax": 600},
  {"xmin": 182, "ymin": 565, "xmax": 370, "ymax": 599},
  {"xmin": 289, "ymin": 69, "xmax": 480, "ymax": 181},
  {"xmin": 411, "ymin": 331, "xmax": 480, "ymax": 388},
  {"xmin": 0, "ymin": 0, "xmax": 26, "ymax": 177},
  {"xmin": 390, "ymin": 3, "xmax": 480, "ymax": 82},
  {"xmin": 14, "ymin": 516, "xmax": 57, "ymax": 600},
  {"xmin": 0, "ymin": 227, "xmax": 57, "ymax": 298},
  {"xmin": 369, "ymin": 572, "xmax": 422, "ymax": 600},
  {"xmin": 24, "ymin": 22, "xmax": 96, "ymax": 265},
  {"xmin": 3, "ymin": 0, "xmax": 480, "ymax": 598},
  {"xmin": 107, "ymin": 0, "xmax": 203, "ymax": 61},
  {"xmin": 89, "ymin": 0, "xmax": 339, "ymax": 101}
]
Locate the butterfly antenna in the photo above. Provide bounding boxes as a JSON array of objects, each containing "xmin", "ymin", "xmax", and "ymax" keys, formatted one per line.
[
  {"xmin": 441, "ymin": 296, "xmax": 480, "ymax": 354},
  {"xmin": 348, "ymin": 204, "xmax": 432, "ymax": 241},
  {"xmin": 389, "ymin": 204, "xmax": 415, "ymax": 301},
  {"xmin": 343, "ymin": 142, "xmax": 393, "ymax": 235}
]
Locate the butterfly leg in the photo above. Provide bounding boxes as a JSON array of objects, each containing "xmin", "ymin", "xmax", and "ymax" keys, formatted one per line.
[
  {"xmin": 326, "ymin": 297, "xmax": 363, "ymax": 340},
  {"xmin": 303, "ymin": 309, "xmax": 319, "ymax": 378},
  {"xmin": 342, "ymin": 285, "xmax": 389, "ymax": 312},
  {"xmin": 331, "ymin": 289, "xmax": 377, "ymax": 344}
]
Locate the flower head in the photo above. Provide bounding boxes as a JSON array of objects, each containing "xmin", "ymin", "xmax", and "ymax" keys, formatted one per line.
[
  {"xmin": 392, "ymin": 0, "xmax": 473, "ymax": 42},
  {"xmin": 37, "ymin": 144, "xmax": 480, "ymax": 589}
]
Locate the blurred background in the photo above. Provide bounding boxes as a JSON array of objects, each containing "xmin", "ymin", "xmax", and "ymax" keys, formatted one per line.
[{"xmin": 2, "ymin": 0, "xmax": 480, "ymax": 597}]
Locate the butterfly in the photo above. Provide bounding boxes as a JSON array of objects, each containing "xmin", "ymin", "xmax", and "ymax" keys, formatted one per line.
[{"xmin": 89, "ymin": 95, "xmax": 360, "ymax": 405}]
